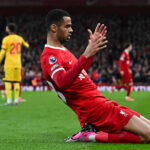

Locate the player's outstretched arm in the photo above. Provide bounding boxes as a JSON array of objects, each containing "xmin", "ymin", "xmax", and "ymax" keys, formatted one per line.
[
  {"xmin": 22, "ymin": 38, "xmax": 30, "ymax": 48},
  {"xmin": 0, "ymin": 49, "xmax": 6, "ymax": 65},
  {"xmin": 24, "ymin": 41, "xmax": 30, "ymax": 48}
]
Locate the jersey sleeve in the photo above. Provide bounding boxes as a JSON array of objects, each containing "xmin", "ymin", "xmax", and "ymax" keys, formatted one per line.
[
  {"xmin": 0, "ymin": 49, "xmax": 6, "ymax": 64},
  {"xmin": 45, "ymin": 53, "xmax": 64, "ymax": 79},
  {"xmin": 45, "ymin": 53, "xmax": 89, "ymax": 90},
  {"xmin": 119, "ymin": 52, "xmax": 127, "ymax": 71},
  {"xmin": 84, "ymin": 56, "xmax": 94, "ymax": 72},
  {"xmin": 1, "ymin": 37, "xmax": 7, "ymax": 51},
  {"xmin": 120, "ymin": 52, "xmax": 126, "ymax": 62},
  {"xmin": 22, "ymin": 37, "xmax": 29, "ymax": 48}
]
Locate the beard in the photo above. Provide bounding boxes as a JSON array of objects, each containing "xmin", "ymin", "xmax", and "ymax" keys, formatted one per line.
[{"xmin": 59, "ymin": 36, "xmax": 69, "ymax": 44}]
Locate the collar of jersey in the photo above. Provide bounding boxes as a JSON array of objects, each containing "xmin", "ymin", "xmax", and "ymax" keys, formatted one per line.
[{"xmin": 45, "ymin": 44, "xmax": 66, "ymax": 51}]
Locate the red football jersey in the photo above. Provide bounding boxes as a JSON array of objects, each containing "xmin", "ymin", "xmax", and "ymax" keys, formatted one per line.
[
  {"xmin": 119, "ymin": 50, "xmax": 131, "ymax": 72},
  {"xmin": 40, "ymin": 44, "xmax": 105, "ymax": 126},
  {"xmin": 41, "ymin": 45, "xmax": 139, "ymax": 133}
]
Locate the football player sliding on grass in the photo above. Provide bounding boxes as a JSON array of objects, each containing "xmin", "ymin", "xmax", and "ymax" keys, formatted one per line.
[{"xmin": 41, "ymin": 9, "xmax": 150, "ymax": 143}]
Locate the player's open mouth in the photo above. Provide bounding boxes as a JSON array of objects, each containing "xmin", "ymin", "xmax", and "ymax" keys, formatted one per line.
[{"xmin": 68, "ymin": 34, "xmax": 72, "ymax": 39}]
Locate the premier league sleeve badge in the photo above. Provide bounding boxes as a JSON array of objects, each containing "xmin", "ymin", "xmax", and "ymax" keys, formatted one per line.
[{"xmin": 49, "ymin": 56, "xmax": 57, "ymax": 64}]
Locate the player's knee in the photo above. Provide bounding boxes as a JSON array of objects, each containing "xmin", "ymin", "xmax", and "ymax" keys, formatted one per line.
[
  {"xmin": 143, "ymin": 129, "xmax": 150, "ymax": 143},
  {"xmin": 140, "ymin": 137, "xmax": 150, "ymax": 144},
  {"xmin": 14, "ymin": 83, "xmax": 20, "ymax": 91},
  {"xmin": 5, "ymin": 82, "xmax": 12, "ymax": 90},
  {"xmin": 146, "ymin": 131, "xmax": 150, "ymax": 142}
]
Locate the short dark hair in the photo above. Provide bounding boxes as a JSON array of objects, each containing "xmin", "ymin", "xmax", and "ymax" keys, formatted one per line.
[
  {"xmin": 123, "ymin": 43, "xmax": 132, "ymax": 50},
  {"xmin": 46, "ymin": 9, "xmax": 70, "ymax": 31},
  {"xmin": 7, "ymin": 23, "xmax": 17, "ymax": 32}
]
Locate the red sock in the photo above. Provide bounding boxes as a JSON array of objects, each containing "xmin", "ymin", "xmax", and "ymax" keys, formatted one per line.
[
  {"xmin": 95, "ymin": 132, "xmax": 109, "ymax": 142},
  {"xmin": 127, "ymin": 85, "xmax": 132, "ymax": 96},
  {"xmin": 95, "ymin": 131, "xmax": 140, "ymax": 143},
  {"xmin": 115, "ymin": 85, "xmax": 125, "ymax": 90}
]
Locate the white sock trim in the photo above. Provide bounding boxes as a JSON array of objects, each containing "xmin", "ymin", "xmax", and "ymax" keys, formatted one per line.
[
  {"xmin": 88, "ymin": 135, "xmax": 96, "ymax": 142},
  {"xmin": 7, "ymin": 98, "xmax": 12, "ymax": 104},
  {"xmin": 14, "ymin": 98, "xmax": 18, "ymax": 103}
]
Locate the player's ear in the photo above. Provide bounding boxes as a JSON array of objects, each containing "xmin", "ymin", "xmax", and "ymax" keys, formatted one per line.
[{"xmin": 50, "ymin": 24, "xmax": 57, "ymax": 33}]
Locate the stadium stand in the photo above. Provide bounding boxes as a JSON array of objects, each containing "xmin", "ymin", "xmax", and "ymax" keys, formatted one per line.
[{"xmin": 0, "ymin": 4, "xmax": 150, "ymax": 86}]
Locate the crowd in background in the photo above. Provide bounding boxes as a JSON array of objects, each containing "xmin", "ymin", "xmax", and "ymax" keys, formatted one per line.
[{"xmin": 0, "ymin": 13, "xmax": 150, "ymax": 86}]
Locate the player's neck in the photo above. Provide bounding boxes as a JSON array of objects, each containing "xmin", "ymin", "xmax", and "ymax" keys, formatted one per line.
[
  {"xmin": 47, "ymin": 34, "xmax": 64, "ymax": 48},
  {"xmin": 9, "ymin": 32, "xmax": 15, "ymax": 35},
  {"xmin": 125, "ymin": 49, "xmax": 129, "ymax": 54}
]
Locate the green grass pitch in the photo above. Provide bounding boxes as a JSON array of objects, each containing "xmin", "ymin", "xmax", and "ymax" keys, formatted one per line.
[{"xmin": 0, "ymin": 91, "xmax": 150, "ymax": 150}]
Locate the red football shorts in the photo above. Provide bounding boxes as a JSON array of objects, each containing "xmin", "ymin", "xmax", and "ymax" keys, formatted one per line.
[
  {"xmin": 121, "ymin": 70, "xmax": 133, "ymax": 84},
  {"xmin": 82, "ymin": 97, "xmax": 140, "ymax": 133}
]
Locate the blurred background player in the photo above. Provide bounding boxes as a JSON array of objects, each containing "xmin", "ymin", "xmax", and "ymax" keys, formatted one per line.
[
  {"xmin": 110, "ymin": 62, "xmax": 123, "ymax": 93},
  {"xmin": 0, "ymin": 23, "xmax": 29, "ymax": 105},
  {"xmin": 113, "ymin": 43, "xmax": 134, "ymax": 101},
  {"xmin": 1, "ymin": 68, "xmax": 26, "ymax": 102}
]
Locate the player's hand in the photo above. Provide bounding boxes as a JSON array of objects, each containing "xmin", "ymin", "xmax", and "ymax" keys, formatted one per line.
[
  {"xmin": 83, "ymin": 23, "xmax": 108, "ymax": 58},
  {"xmin": 89, "ymin": 23, "xmax": 107, "ymax": 41},
  {"xmin": 120, "ymin": 71, "xmax": 124, "ymax": 76}
]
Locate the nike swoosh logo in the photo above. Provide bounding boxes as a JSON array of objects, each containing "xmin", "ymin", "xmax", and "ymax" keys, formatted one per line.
[{"xmin": 69, "ymin": 60, "xmax": 72, "ymax": 64}]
